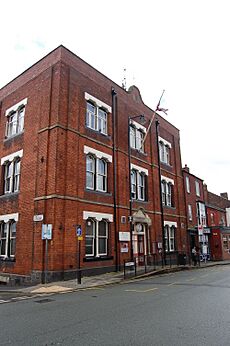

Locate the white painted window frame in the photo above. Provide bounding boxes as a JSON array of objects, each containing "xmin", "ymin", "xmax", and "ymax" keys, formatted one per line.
[{"xmin": 5, "ymin": 99, "xmax": 27, "ymax": 139}]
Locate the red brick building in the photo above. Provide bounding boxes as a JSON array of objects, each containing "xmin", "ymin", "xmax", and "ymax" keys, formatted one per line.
[
  {"xmin": 182, "ymin": 165, "xmax": 210, "ymax": 260},
  {"xmin": 0, "ymin": 46, "xmax": 187, "ymax": 284},
  {"xmin": 204, "ymin": 187, "xmax": 230, "ymax": 260}
]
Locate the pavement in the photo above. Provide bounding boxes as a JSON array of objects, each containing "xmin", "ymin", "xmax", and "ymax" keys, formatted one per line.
[{"xmin": 1, "ymin": 260, "xmax": 230, "ymax": 295}]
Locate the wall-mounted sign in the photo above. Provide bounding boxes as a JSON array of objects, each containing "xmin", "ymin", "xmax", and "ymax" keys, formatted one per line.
[
  {"xmin": 121, "ymin": 242, "xmax": 128, "ymax": 253},
  {"xmin": 119, "ymin": 232, "xmax": 130, "ymax": 241},
  {"xmin": 33, "ymin": 214, "xmax": 44, "ymax": 222}
]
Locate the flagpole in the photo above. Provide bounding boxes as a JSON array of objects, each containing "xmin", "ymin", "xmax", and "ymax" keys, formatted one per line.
[{"xmin": 143, "ymin": 89, "xmax": 165, "ymax": 144}]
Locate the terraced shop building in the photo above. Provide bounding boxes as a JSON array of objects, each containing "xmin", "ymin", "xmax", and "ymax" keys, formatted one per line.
[{"xmin": 0, "ymin": 46, "xmax": 187, "ymax": 284}]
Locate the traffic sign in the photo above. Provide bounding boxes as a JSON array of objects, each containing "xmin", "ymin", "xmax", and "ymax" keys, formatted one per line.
[
  {"xmin": 42, "ymin": 224, "xmax": 52, "ymax": 240},
  {"xmin": 76, "ymin": 225, "xmax": 82, "ymax": 237}
]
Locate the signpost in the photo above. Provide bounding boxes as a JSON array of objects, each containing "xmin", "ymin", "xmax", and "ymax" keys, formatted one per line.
[
  {"xmin": 42, "ymin": 224, "xmax": 52, "ymax": 284},
  {"xmin": 76, "ymin": 225, "xmax": 82, "ymax": 284}
]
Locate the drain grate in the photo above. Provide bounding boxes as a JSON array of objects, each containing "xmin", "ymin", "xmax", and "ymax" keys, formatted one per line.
[{"xmin": 34, "ymin": 298, "xmax": 54, "ymax": 304}]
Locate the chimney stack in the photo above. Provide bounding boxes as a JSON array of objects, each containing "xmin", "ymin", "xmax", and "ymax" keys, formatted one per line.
[{"xmin": 220, "ymin": 192, "xmax": 228, "ymax": 200}]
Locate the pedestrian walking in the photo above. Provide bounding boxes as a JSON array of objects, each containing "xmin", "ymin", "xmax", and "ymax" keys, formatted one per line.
[{"xmin": 192, "ymin": 246, "xmax": 197, "ymax": 266}]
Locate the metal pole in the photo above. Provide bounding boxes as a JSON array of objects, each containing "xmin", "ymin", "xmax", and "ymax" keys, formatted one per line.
[
  {"xmin": 156, "ymin": 119, "xmax": 166, "ymax": 266},
  {"xmin": 45, "ymin": 238, "xmax": 48, "ymax": 284},
  {"xmin": 77, "ymin": 240, "xmax": 81, "ymax": 284},
  {"xmin": 128, "ymin": 116, "xmax": 134, "ymax": 262}
]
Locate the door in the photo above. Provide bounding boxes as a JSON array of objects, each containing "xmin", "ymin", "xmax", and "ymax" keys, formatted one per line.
[{"xmin": 138, "ymin": 234, "xmax": 145, "ymax": 265}]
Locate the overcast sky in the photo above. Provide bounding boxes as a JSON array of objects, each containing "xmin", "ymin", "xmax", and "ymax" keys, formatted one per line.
[{"xmin": 1, "ymin": 0, "xmax": 229, "ymax": 196}]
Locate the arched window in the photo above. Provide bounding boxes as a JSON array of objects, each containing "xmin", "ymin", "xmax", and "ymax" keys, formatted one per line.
[
  {"xmin": 13, "ymin": 158, "xmax": 21, "ymax": 192},
  {"xmin": 85, "ymin": 218, "xmax": 95, "ymax": 256},
  {"xmin": 161, "ymin": 180, "xmax": 167, "ymax": 205},
  {"xmin": 86, "ymin": 155, "xmax": 107, "ymax": 192},
  {"xmin": 6, "ymin": 101, "xmax": 26, "ymax": 139},
  {"xmin": 0, "ymin": 220, "xmax": 17, "ymax": 258},
  {"xmin": 166, "ymin": 183, "xmax": 172, "ymax": 207},
  {"xmin": 97, "ymin": 159, "xmax": 107, "ymax": 192},
  {"xmin": 138, "ymin": 173, "xmax": 145, "ymax": 201},
  {"xmin": 98, "ymin": 220, "xmax": 108, "ymax": 255},
  {"xmin": 131, "ymin": 170, "xmax": 137, "ymax": 199},
  {"xmin": 131, "ymin": 169, "xmax": 146, "ymax": 201},
  {"xmin": 164, "ymin": 225, "xmax": 176, "ymax": 252},
  {"xmin": 86, "ymin": 155, "xmax": 95, "ymax": 190}
]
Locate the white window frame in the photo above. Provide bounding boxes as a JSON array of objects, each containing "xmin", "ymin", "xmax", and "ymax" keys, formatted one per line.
[
  {"xmin": 86, "ymin": 101, "xmax": 108, "ymax": 134},
  {"xmin": 159, "ymin": 137, "xmax": 171, "ymax": 165},
  {"xmin": 161, "ymin": 178, "xmax": 173, "ymax": 207},
  {"xmin": 85, "ymin": 93, "xmax": 111, "ymax": 135},
  {"xmin": 85, "ymin": 218, "xmax": 108, "ymax": 257},
  {"xmin": 164, "ymin": 225, "xmax": 176, "ymax": 252},
  {"xmin": 195, "ymin": 180, "xmax": 200, "ymax": 197},
  {"xmin": 86, "ymin": 155, "xmax": 95, "ymax": 190},
  {"xmin": 188, "ymin": 204, "xmax": 192, "ymax": 221},
  {"xmin": 196, "ymin": 202, "xmax": 206, "ymax": 227},
  {"xmin": 0, "ymin": 220, "xmax": 17, "ymax": 258},
  {"xmin": 131, "ymin": 169, "xmax": 146, "ymax": 201},
  {"xmin": 86, "ymin": 154, "xmax": 107, "ymax": 192},
  {"xmin": 130, "ymin": 125, "xmax": 144, "ymax": 152},
  {"xmin": 186, "ymin": 176, "xmax": 190, "ymax": 193},
  {"xmin": 5, "ymin": 99, "xmax": 27, "ymax": 139},
  {"xmin": 1, "ymin": 151, "xmax": 23, "ymax": 195}
]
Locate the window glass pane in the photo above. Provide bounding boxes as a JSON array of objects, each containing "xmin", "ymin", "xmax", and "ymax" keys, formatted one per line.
[
  {"xmin": 186, "ymin": 176, "xmax": 190, "ymax": 193},
  {"xmin": 165, "ymin": 146, "xmax": 170, "ymax": 164},
  {"xmin": 14, "ymin": 160, "xmax": 21, "ymax": 192},
  {"xmin": 138, "ymin": 173, "xmax": 145, "ymax": 200},
  {"xmin": 159, "ymin": 142, "xmax": 164, "ymax": 162},
  {"xmin": 98, "ymin": 238, "xmax": 106, "ymax": 254},
  {"xmin": 98, "ymin": 109, "xmax": 107, "ymax": 134},
  {"xmin": 195, "ymin": 181, "xmax": 200, "ymax": 196},
  {"xmin": 86, "ymin": 220, "xmax": 94, "ymax": 236},
  {"xmin": 86, "ymin": 102, "xmax": 96, "ymax": 129},
  {"xmin": 4, "ymin": 162, "xmax": 13, "ymax": 193},
  {"xmin": 18, "ymin": 107, "xmax": 25, "ymax": 132},
  {"xmin": 131, "ymin": 170, "xmax": 137, "ymax": 199},
  {"xmin": 130, "ymin": 126, "xmax": 136, "ymax": 148},
  {"xmin": 85, "ymin": 238, "xmax": 94, "ymax": 255},
  {"xmin": 98, "ymin": 221, "xmax": 107, "ymax": 236},
  {"xmin": 166, "ymin": 183, "xmax": 172, "ymax": 206},
  {"xmin": 7, "ymin": 112, "xmax": 17, "ymax": 137},
  {"xmin": 0, "ymin": 223, "xmax": 7, "ymax": 256},
  {"xmin": 136, "ymin": 130, "xmax": 144, "ymax": 151},
  {"xmin": 86, "ymin": 156, "xmax": 95, "ymax": 189},
  {"xmin": 97, "ymin": 160, "xmax": 107, "ymax": 191},
  {"xmin": 98, "ymin": 159, "xmax": 106, "ymax": 174},
  {"xmin": 85, "ymin": 220, "xmax": 94, "ymax": 256}
]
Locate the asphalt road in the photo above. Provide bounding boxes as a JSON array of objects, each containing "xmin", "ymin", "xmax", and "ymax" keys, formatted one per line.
[{"xmin": 1, "ymin": 266, "xmax": 230, "ymax": 346}]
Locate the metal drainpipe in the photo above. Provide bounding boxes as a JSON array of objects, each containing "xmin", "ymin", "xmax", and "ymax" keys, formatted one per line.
[
  {"xmin": 111, "ymin": 88, "xmax": 119, "ymax": 271},
  {"xmin": 155, "ymin": 119, "xmax": 166, "ymax": 265}
]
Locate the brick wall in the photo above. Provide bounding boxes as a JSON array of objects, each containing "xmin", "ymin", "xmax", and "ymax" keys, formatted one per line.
[{"xmin": 0, "ymin": 46, "xmax": 187, "ymax": 282}]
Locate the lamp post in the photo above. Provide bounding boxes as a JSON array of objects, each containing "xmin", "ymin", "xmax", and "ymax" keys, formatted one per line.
[{"xmin": 128, "ymin": 114, "xmax": 146, "ymax": 262}]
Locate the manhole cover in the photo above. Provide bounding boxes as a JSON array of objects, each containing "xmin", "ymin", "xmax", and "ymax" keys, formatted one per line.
[{"xmin": 34, "ymin": 298, "xmax": 54, "ymax": 304}]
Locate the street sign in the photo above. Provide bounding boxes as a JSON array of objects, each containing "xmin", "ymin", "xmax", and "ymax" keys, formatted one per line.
[
  {"xmin": 76, "ymin": 225, "xmax": 82, "ymax": 237},
  {"xmin": 42, "ymin": 224, "xmax": 52, "ymax": 240},
  {"xmin": 33, "ymin": 214, "xmax": 44, "ymax": 222}
]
